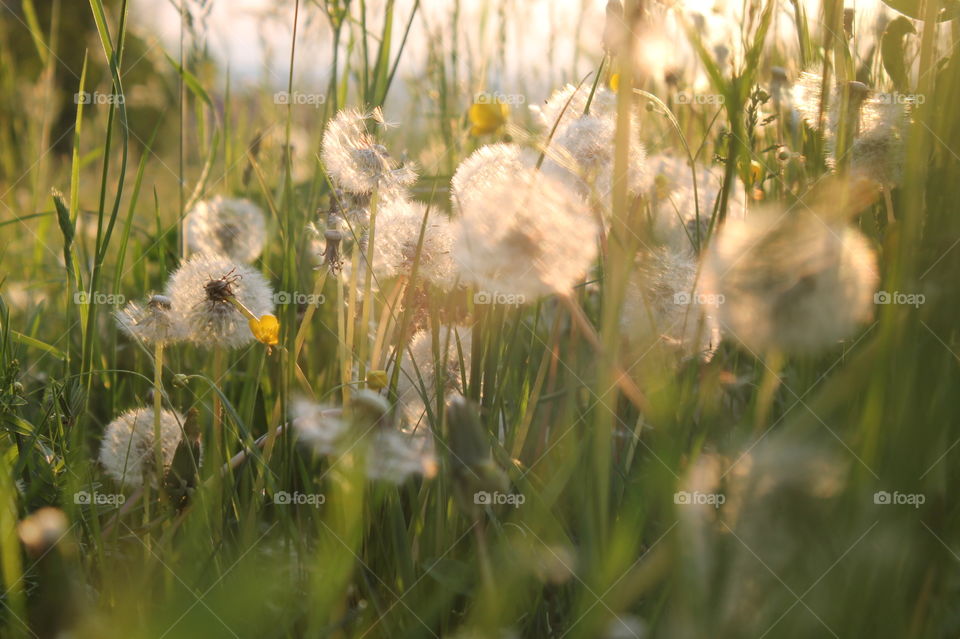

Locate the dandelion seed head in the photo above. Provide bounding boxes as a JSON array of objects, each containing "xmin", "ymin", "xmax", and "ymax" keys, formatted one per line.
[
  {"xmin": 621, "ymin": 247, "xmax": 721, "ymax": 361},
  {"xmin": 184, "ymin": 196, "xmax": 267, "ymax": 263},
  {"xmin": 166, "ymin": 253, "xmax": 275, "ymax": 348},
  {"xmin": 453, "ymin": 168, "xmax": 596, "ymax": 300},
  {"xmin": 450, "ymin": 143, "xmax": 536, "ymax": 215},
  {"xmin": 115, "ymin": 294, "xmax": 183, "ymax": 345},
  {"xmin": 98, "ymin": 407, "xmax": 183, "ymax": 488},
  {"xmin": 370, "ymin": 196, "xmax": 458, "ymax": 290},
  {"xmin": 533, "ymin": 84, "xmax": 618, "ymax": 131},
  {"xmin": 394, "ymin": 325, "xmax": 472, "ymax": 429},
  {"xmin": 321, "ymin": 108, "xmax": 417, "ymax": 195},
  {"xmin": 702, "ymin": 209, "xmax": 879, "ymax": 354},
  {"xmin": 292, "ymin": 400, "xmax": 348, "ymax": 455}
]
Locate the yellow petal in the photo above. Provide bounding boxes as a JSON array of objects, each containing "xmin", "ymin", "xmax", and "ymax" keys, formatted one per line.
[
  {"xmin": 609, "ymin": 73, "xmax": 620, "ymax": 92},
  {"xmin": 468, "ymin": 102, "xmax": 509, "ymax": 136},
  {"xmin": 249, "ymin": 314, "xmax": 280, "ymax": 346}
]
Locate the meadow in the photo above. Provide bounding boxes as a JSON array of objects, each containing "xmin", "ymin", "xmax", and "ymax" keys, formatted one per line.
[{"xmin": 1, "ymin": 0, "xmax": 960, "ymax": 637}]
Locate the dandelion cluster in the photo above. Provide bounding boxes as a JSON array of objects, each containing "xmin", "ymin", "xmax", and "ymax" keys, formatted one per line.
[{"xmin": 393, "ymin": 325, "xmax": 473, "ymax": 427}]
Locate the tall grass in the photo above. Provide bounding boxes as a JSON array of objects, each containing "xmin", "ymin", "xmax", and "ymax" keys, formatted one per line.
[{"xmin": 1, "ymin": 0, "xmax": 959, "ymax": 637}]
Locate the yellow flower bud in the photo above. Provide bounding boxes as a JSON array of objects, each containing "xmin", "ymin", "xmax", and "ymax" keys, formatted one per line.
[
  {"xmin": 366, "ymin": 370, "xmax": 388, "ymax": 391},
  {"xmin": 249, "ymin": 314, "xmax": 280, "ymax": 346}
]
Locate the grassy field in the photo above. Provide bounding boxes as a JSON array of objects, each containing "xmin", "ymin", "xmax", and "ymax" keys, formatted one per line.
[{"xmin": 2, "ymin": 0, "xmax": 960, "ymax": 637}]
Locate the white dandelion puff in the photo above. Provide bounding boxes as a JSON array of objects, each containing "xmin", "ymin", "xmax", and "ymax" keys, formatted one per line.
[
  {"xmin": 621, "ymin": 247, "xmax": 721, "ymax": 361},
  {"xmin": 393, "ymin": 325, "xmax": 472, "ymax": 428},
  {"xmin": 166, "ymin": 253, "xmax": 275, "ymax": 348},
  {"xmin": 98, "ymin": 407, "xmax": 184, "ymax": 488},
  {"xmin": 702, "ymin": 207, "xmax": 879, "ymax": 354},
  {"xmin": 321, "ymin": 108, "xmax": 417, "ymax": 195},
  {"xmin": 453, "ymin": 168, "xmax": 596, "ymax": 300},
  {"xmin": 450, "ymin": 143, "xmax": 536, "ymax": 215},
  {"xmin": 292, "ymin": 400, "xmax": 348, "ymax": 455},
  {"xmin": 533, "ymin": 84, "xmax": 619, "ymax": 132},
  {"xmin": 184, "ymin": 196, "xmax": 267, "ymax": 263},
  {"xmin": 368, "ymin": 196, "xmax": 458, "ymax": 290},
  {"xmin": 115, "ymin": 294, "xmax": 183, "ymax": 345}
]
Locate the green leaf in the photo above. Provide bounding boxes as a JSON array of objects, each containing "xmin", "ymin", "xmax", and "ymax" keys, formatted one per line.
[
  {"xmin": 881, "ymin": 16, "xmax": 917, "ymax": 92},
  {"xmin": 881, "ymin": 0, "xmax": 960, "ymax": 20}
]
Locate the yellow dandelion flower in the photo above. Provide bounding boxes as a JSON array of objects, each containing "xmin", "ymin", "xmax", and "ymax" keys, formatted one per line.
[{"xmin": 468, "ymin": 102, "xmax": 509, "ymax": 136}]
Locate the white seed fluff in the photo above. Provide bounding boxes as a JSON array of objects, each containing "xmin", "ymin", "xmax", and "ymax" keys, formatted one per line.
[
  {"xmin": 99, "ymin": 407, "xmax": 184, "ymax": 488},
  {"xmin": 184, "ymin": 196, "xmax": 267, "ymax": 263},
  {"xmin": 321, "ymin": 108, "xmax": 417, "ymax": 195},
  {"xmin": 166, "ymin": 253, "xmax": 275, "ymax": 348}
]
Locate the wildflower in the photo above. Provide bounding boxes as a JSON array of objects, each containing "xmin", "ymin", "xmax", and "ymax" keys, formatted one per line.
[
  {"xmin": 453, "ymin": 167, "xmax": 596, "ymax": 300},
  {"xmin": 184, "ymin": 196, "xmax": 267, "ymax": 263},
  {"xmin": 450, "ymin": 143, "xmax": 536, "ymax": 215},
  {"xmin": 468, "ymin": 100, "xmax": 509, "ymax": 136},
  {"xmin": 115, "ymin": 294, "xmax": 182, "ymax": 345},
  {"xmin": 701, "ymin": 194, "xmax": 879, "ymax": 354},
  {"xmin": 248, "ymin": 314, "xmax": 280, "ymax": 347},
  {"xmin": 166, "ymin": 252, "xmax": 275, "ymax": 348},
  {"xmin": 533, "ymin": 84, "xmax": 619, "ymax": 132},
  {"xmin": 321, "ymin": 107, "xmax": 417, "ymax": 195},
  {"xmin": 98, "ymin": 407, "xmax": 184, "ymax": 488},
  {"xmin": 393, "ymin": 325, "xmax": 472, "ymax": 427},
  {"xmin": 621, "ymin": 247, "xmax": 721, "ymax": 360}
]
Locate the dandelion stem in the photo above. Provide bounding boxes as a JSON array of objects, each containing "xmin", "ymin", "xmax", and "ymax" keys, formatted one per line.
[{"xmin": 357, "ymin": 191, "xmax": 379, "ymax": 386}]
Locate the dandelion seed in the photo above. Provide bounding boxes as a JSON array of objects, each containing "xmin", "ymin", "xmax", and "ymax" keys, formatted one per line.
[
  {"xmin": 368, "ymin": 196, "xmax": 458, "ymax": 290},
  {"xmin": 184, "ymin": 196, "xmax": 267, "ymax": 263},
  {"xmin": 98, "ymin": 407, "xmax": 184, "ymax": 488},
  {"xmin": 702, "ymin": 203, "xmax": 879, "ymax": 354},
  {"xmin": 166, "ymin": 253, "xmax": 275, "ymax": 348},
  {"xmin": 115, "ymin": 294, "xmax": 182, "ymax": 345},
  {"xmin": 321, "ymin": 108, "xmax": 417, "ymax": 195},
  {"xmin": 292, "ymin": 399, "xmax": 348, "ymax": 455},
  {"xmin": 453, "ymin": 167, "xmax": 596, "ymax": 300}
]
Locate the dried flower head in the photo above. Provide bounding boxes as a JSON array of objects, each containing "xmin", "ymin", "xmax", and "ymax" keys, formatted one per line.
[
  {"xmin": 453, "ymin": 167, "xmax": 596, "ymax": 300},
  {"xmin": 115, "ymin": 294, "xmax": 183, "ymax": 345},
  {"xmin": 184, "ymin": 196, "xmax": 267, "ymax": 263},
  {"xmin": 166, "ymin": 253, "xmax": 275, "ymax": 348},
  {"xmin": 368, "ymin": 196, "xmax": 458, "ymax": 290},
  {"xmin": 321, "ymin": 108, "xmax": 417, "ymax": 195},
  {"xmin": 533, "ymin": 84, "xmax": 618, "ymax": 132},
  {"xmin": 292, "ymin": 399, "xmax": 348, "ymax": 455},
  {"xmin": 98, "ymin": 407, "xmax": 184, "ymax": 488},
  {"xmin": 702, "ymin": 205, "xmax": 879, "ymax": 354}
]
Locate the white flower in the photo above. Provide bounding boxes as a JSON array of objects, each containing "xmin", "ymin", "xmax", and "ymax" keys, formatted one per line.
[
  {"xmin": 184, "ymin": 196, "xmax": 267, "ymax": 263},
  {"xmin": 99, "ymin": 407, "xmax": 184, "ymax": 488},
  {"xmin": 321, "ymin": 108, "xmax": 417, "ymax": 195},
  {"xmin": 166, "ymin": 253, "xmax": 275, "ymax": 348},
  {"xmin": 115, "ymin": 294, "xmax": 183, "ymax": 345},
  {"xmin": 702, "ymin": 207, "xmax": 879, "ymax": 354},
  {"xmin": 453, "ymin": 167, "xmax": 596, "ymax": 300}
]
